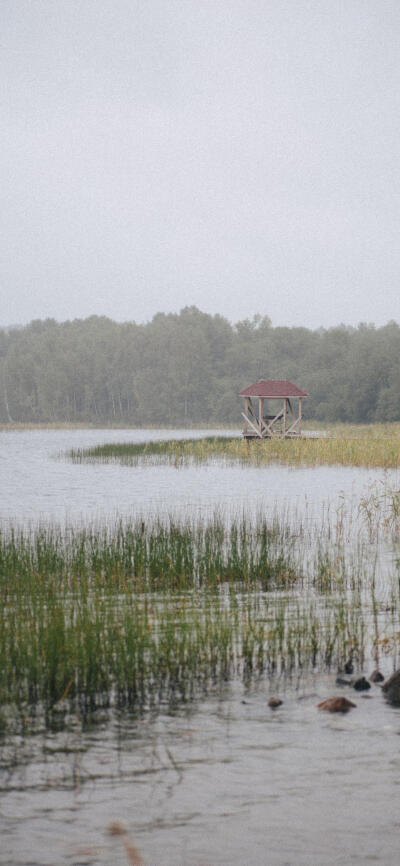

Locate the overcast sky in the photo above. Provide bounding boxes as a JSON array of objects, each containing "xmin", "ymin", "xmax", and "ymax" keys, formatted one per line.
[{"xmin": 1, "ymin": 0, "xmax": 400, "ymax": 329}]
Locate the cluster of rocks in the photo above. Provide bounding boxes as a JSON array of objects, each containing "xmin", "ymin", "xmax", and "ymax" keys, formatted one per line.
[
  {"xmin": 335, "ymin": 666, "xmax": 400, "ymax": 697},
  {"xmin": 320, "ymin": 666, "xmax": 400, "ymax": 713},
  {"xmin": 267, "ymin": 667, "xmax": 400, "ymax": 714},
  {"xmin": 335, "ymin": 673, "xmax": 377, "ymax": 690}
]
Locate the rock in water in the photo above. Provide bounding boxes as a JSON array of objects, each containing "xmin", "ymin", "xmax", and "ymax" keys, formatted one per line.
[
  {"xmin": 317, "ymin": 696, "xmax": 356, "ymax": 713},
  {"xmin": 382, "ymin": 669, "xmax": 400, "ymax": 705},
  {"xmin": 370, "ymin": 670, "xmax": 384, "ymax": 683},
  {"xmin": 353, "ymin": 676, "xmax": 371, "ymax": 691},
  {"xmin": 268, "ymin": 697, "xmax": 283, "ymax": 708}
]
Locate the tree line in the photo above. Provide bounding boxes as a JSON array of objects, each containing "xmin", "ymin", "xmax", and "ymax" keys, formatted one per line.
[{"xmin": 1, "ymin": 308, "xmax": 400, "ymax": 425}]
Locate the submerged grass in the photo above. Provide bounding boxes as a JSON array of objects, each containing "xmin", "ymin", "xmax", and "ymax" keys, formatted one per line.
[
  {"xmin": 69, "ymin": 424, "xmax": 400, "ymax": 468},
  {"xmin": 1, "ymin": 583, "xmax": 374, "ymax": 731},
  {"xmin": 1, "ymin": 506, "xmax": 400, "ymax": 734}
]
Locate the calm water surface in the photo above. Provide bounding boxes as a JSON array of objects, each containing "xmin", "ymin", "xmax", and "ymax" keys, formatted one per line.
[
  {"xmin": 1, "ymin": 429, "xmax": 400, "ymax": 865},
  {"xmin": 0, "ymin": 427, "xmax": 396, "ymax": 524}
]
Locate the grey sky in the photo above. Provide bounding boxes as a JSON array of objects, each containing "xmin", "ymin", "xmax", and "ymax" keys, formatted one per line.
[{"xmin": 1, "ymin": 0, "xmax": 400, "ymax": 329}]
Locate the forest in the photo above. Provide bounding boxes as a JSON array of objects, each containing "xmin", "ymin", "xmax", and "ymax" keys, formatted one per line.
[{"xmin": 1, "ymin": 307, "xmax": 400, "ymax": 425}]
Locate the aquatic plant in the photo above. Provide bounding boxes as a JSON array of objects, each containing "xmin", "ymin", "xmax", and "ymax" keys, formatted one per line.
[
  {"xmin": 0, "ymin": 513, "xmax": 296, "ymax": 595},
  {"xmin": 69, "ymin": 424, "xmax": 400, "ymax": 469},
  {"xmin": 0, "ymin": 506, "xmax": 399, "ymax": 734},
  {"xmin": 0, "ymin": 578, "xmax": 378, "ymax": 732}
]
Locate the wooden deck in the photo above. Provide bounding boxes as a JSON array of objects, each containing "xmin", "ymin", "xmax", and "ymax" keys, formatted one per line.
[{"xmin": 243, "ymin": 430, "xmax": 327, "ymax": 440}]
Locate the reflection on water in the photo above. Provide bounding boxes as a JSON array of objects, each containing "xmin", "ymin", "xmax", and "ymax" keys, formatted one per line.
[
  {"xmin": 1, "ymin": 429, "xmax": 400, "ymax": 865},
  {"xmin": 2, "ymin": 680, "xmax": 400, "ymax": 866}
]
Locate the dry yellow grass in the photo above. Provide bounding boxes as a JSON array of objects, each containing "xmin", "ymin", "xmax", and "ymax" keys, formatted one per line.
[{"xmin": 71, "ymin": 424, "xmax": 400, "ymax": 468}]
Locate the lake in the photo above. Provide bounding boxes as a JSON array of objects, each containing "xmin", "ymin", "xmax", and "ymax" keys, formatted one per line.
[
  {"xmin": 1, "ymin": 429, "xmax": 400, "ymax": 866},
  {"xmin": 0, "ymin": 427, "xmax": 394, "ymax": 524}
]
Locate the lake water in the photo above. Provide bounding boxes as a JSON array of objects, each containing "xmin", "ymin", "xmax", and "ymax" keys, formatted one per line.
[
  {"xmin": 0, "ymin": 427, "xmax": 395, "ymax": 525},
  {"xmin": 1, "ymin": 429, "xmax": 400, "ymax": 866}
]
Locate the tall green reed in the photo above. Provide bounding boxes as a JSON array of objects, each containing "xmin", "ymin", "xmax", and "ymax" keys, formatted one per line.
[
  {"xmin": 1, "ymin": 504, "xmax": 400, "ymax": 735},
  {"xmin": 0, "ymin": 513, "xmax": 296, "ymax": 595}
]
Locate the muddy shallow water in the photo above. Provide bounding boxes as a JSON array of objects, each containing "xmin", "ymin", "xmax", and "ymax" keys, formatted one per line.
[{"xmin": 1, "ymin": 429, "xmax": 400, "ymax": 865}]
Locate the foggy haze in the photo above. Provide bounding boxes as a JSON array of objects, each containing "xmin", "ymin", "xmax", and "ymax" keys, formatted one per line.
[{"xmin": 1, "ymin": 0, "xmax": 400, "ymax": 329}]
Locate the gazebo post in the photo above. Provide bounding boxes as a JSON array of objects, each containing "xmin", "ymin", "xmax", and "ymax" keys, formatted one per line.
[
  {"xmin": 283, "ymin": 398, "xmax": 287, "ymax": 435},
  {"xmin": 244, "ymin": 397, "xmax": 249, "ymax": 433},
  {"xmin": 299, "ymin": 397, "xmax": 302, "ymax": 434}
]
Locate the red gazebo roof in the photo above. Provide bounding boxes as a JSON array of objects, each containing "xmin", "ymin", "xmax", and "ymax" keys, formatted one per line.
[{"xmin": 239, "ymin": 379, "xmax": 308, "ymax": 398}]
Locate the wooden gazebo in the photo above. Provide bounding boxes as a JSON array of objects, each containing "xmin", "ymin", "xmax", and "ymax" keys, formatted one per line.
[{"xmin": 239, "ymin": 379, "xmax": 309, "ymax": 439}]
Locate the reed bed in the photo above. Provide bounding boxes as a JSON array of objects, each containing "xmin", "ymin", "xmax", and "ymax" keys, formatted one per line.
[
  {"xmin": 69, "ymin": 425, "xmax": 400, "ymax": 468},
  {"xmin": 1, "ymin": 507, "xmax": 400, "ymax": 734},
  {"xmin": 1, "ymin": 577, "xmax": 386, "ymax": 733},
  {"xmin": 0, "ymin": 514, "xmax": 296, "ymax": 595}
]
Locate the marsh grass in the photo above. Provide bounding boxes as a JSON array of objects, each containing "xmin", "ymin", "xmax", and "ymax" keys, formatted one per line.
[
  {"xmin": 69, "ymin": 424, "xmax": 400, "ymax": 468},
  {"xmin": 0, "ymin": 514, "xmax": 296, "ymax": 594},
  {"xmin": 1, "ymin": 504, "xmax": 400, "ymax": 734},
  {"xmin": 0, "ymin": 512, "xmax": 296, "ymax": 731},
  {"xmin": 0, "ymin": 576, "xmax": 374, "ymax": 731},
  {"xmin": 0, "ymin": 422, "xmax": 96, "ymax": 431}
]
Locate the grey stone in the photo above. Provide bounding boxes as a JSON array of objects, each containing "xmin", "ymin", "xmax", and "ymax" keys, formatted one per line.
[
  {"xmin": 370, "ymin": 669, "xmax": 384, "ymax": 683},
  {"xmin": 382, "ymin": 669, "xmax": 400, "ymax": 705},
  {"xmin": 353, "ymin": 676, "xmax": 371, "ymax": 691}
]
